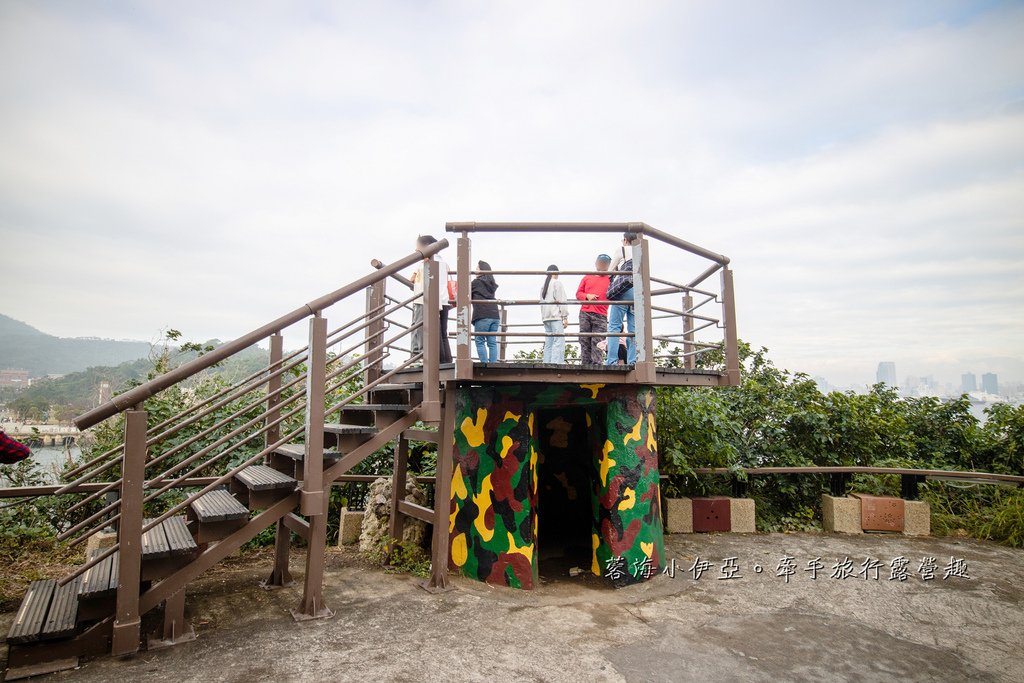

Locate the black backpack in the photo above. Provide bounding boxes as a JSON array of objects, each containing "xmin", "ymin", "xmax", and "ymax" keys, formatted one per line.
[{"xmin": 606, "ymin": 247, "xmax": 633, "ymax": 300}]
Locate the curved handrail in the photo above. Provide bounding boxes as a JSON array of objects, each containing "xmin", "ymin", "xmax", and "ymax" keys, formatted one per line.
[
  {"xmin": 74, "ymin": 240, "xmax": 448, "ymax": 430},
  {"xmin": 444, "ymin": 221, "xmax": 729, "ymax": 265}
]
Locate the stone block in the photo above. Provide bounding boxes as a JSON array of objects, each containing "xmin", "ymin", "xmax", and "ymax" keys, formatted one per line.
[
  {"xmin": 664, "ymin": 497, "xmax": 692, "ymax": 534},
  {"xmin": 821, "ymin": 494, "xmax": 862, "ymax": 534},
  {"xmin": 85, "ymin": 528, "xmax": 118, "ymax": 555},
  {"xmin": 729, "ymin": 498, "xmax": 756, "ymax": 533},
  {"xmin": 338, "ymin": 507, "xmax": 364, "ymax": 546},
  {"xmin": 903, "ymin": 500, "xmax": 931, "ymax": 536}
]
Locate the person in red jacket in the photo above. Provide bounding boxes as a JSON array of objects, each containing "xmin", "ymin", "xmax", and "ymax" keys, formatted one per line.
[
  {"xmin": 576, "ymin": 253, "xmax": 612, "ymax": 365},
  {"xmin": 0, "ymin": 430, "xmax": 31, "ymax": 464}
]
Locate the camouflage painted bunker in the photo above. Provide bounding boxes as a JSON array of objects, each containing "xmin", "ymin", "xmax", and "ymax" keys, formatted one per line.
[{"xmin": 448, "ymin": 382, "xmax": 666, "ymax": 589}]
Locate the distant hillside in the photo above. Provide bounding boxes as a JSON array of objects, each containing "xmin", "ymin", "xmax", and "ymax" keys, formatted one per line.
[
  {"xmin": 0, "ymin": 314, "xmax": 151, "ymax": 376},
  {"xmin": 7, "ymin": 358, "xmax": 153, "ymax": 417},
  {"xmin": 6, "ymin": 343, "xmax": 271, "ymax": 419}
]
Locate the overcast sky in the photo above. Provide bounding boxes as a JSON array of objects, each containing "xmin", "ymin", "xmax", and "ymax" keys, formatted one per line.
[{"xmin": 1, "ymin": 1, "xmax": 1021, "ymax": 386}]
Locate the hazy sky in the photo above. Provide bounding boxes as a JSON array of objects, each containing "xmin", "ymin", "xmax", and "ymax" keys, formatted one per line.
[{"xmin": 1, "ymin": 1, "xmax": 1022, "ymax": 386}]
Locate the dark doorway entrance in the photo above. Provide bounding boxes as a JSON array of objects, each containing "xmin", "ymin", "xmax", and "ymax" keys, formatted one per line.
[{"xmin": 535, "ymin": 406, "xmax": 601, "ymax": 580}]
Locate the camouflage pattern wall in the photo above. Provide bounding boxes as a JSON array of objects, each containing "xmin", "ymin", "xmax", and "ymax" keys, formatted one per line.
[{"xmin": 448, "ymin": 383, "xmax": 665, "ymax": 589}]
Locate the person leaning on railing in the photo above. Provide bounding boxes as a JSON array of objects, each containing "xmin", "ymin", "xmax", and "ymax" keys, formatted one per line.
[
  {"xmin": 606, "ymin": 231, "xmax": 639, "ymax": 365},
  {"xmin": 471, "ymin": 260, "xmax": 500, "ymax": 363},
  {"xmin": 0, "ymin": 430, "xmax": 31, "ymax": 465},
  {"xmin": 409, "ymin": 234, "xmax": 454, "ymax": 365},
  {"xmin": 540, "ymin": 265, "xmax": 569, "ymax": 364},
  {"xmin": 576, "ymin": 253, "xmax": 612, "ymax": 365}
]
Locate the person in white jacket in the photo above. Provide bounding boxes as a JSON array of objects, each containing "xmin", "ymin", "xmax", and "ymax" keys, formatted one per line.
[
  {"xmin": 409, "ymin": 235, "xmax": 453, "ymax": 364},
  {"xmin": 540, "ymin": 265, "xmax": 569, "ymax": 364}
]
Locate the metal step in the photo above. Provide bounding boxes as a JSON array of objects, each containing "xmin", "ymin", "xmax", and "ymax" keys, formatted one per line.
[
  {"xmin": 273, "ymin": 443, "xmax": 340, "ymax": 462},
  {"xmin": 231, "ymin": 465, "xmax": 298, "ymax": 509},
  {"xmin": 235, "ymin": 464, "xmax": 297, "ymax": 491},
  {"xmin": 323, "ymin": 423, "xmax": 378, "ymax": 435},
  {"xmin": 189, "ymin": 489, "xmax": 249, "ymax": 523},
  {"xmin": 187, "ymin": 489, "xmax": 250, "ymax": 544},
  {"xmin": 141, "ymin": 517, "xmax": 197, "ymax": 559},
  {"xmin": 42, "ymin": 577, "xmax": 81, "ymax": 640},
  {"xmin": 368, "ymin": 383, "xmax": 421, "ymax": 391},
  {"xmin": 7, "ymin": 578, "xmax": 82, "ymax": 644},
  {"xmin": 339, "ymin": 404, "xmax": 413, "ymax": 412},
  {"xmin": 80, "ymin": 549, "xmax": 118, "ymax": 600}
]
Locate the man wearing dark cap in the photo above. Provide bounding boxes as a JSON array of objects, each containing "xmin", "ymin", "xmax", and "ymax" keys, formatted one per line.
[{"xmin": 576, "ymin": 253, "xmax": 612, "ymax": 365}]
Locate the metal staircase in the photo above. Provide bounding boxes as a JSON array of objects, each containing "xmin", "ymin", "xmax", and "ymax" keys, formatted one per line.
[
  {"xmin": 3, "ymin": 244, "xmax": 448, "ymax": 680},
  {"xmin": 4, "ymin": 222, "xmax": 741, "ymax": 680}
]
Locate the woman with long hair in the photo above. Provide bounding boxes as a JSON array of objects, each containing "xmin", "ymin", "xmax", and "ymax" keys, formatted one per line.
[
  {"xmin": 540, "ymin": 265, "xmax": 569, "ymax": 364},
  {"xmin": 409, "ymin": 234, "xmax": 453, "ymax": 365},
  {"xmin": 471, "ymin": 260, "xmax": 500, "ymax": 363}
]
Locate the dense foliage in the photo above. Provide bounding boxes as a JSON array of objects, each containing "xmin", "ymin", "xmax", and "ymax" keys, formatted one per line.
[
  {"xmin": 7, "ymin": 335, "xmax": 270, "ymax": 421},
  {"xmin": 2, "ymin": 338, "xmax": 1022, "ymax": 558},
  {"xmin": 657, "ymin": 343, "xmax": 1024, "ymax": 542}
]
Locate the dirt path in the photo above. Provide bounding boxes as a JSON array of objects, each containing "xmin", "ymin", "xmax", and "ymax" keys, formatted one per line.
[{"xmin": 3, "ymin": 533, "xmax": 1022, "ymax": 682}]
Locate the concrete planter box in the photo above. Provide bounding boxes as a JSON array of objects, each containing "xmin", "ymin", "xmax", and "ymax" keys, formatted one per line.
[
  {"xmin": 337, "ymin": 507, "xmax": 365, "ymax": 546},
  {"xmin": 663, "ymin": 496, "xmax": 755, "ymax": 533},
  {"xmin": 821, "ymin": 494, "xmax": 930, "ymax": 536},
  {"xmin": 664, "ymin": 497, "xmax": 693, "ymax": 533}
]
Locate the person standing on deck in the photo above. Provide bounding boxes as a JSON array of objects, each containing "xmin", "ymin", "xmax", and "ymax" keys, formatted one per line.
[
  {"xmin": 409, "ymin": 235, "xmax": 453, "ymax": 365},
  {"xmin": 540, "ymin": 265, "xmax": 569, "ymax": 364},
  {"xmin": 605, "ymin": 231, "xmax": 639, "ymax": 365},
  {"xmin": 471, "ymin": 260, "xmax": 501, "ymax": 363},
  {"xmin": 576, "ymin": 253, "xmax": 612, "ymax": 365}
]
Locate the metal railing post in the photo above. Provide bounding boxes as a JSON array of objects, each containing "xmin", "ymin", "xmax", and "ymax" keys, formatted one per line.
[
  {"xmin": 364, "ymin": 280, "xmax": 386, "ymax": 387},
  {"xmin": 454, "ymin": 233, "xmax": 473, "ymax": 379},
  {"xmin": 421, "ymin": 259, "xmax": 441, "ymax": 423},
  {"xmin": 387, "ymin": 435, "xmax": 410, "ymax": 555},
  {"xmin": 293, "ymin": 314, "xmax": 333, "ymax": 621},
  {"xmin": 633, "ymin": 237, "xmax": 656, "ymax": 383},
  {"xmin": 263, "ymin": 333, "xmax": 293, "ymax": 588},
  {"xmin": 721, "ymin": 267, "xmax": 741, "ymax": 385},
  {"xmin": 265, "ymin": 333, "xmax": 283, "ymax": 451},
  {"xmin": 498, "ymin": 305, "xmax": 508, "ymax": 361},
  {"xmin": 682, "ymin": 294, "xmax": 695, "ymax": 370},
  {"xmin": 111, "ymin": 406, "xmax": 146, "ymax": 656},
  {"xmin": 425, "ymin": 383, "xmax": 457, "ymax": 591}
]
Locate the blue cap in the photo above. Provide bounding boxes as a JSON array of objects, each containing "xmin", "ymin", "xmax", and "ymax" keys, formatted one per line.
[{"xmin": 597, "ymin": 253, "xmax": 612, "ymax": 262}]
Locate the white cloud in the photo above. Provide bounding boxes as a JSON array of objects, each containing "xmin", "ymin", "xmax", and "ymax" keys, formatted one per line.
[{"xmin": 0, "ymin": 0, "xmax": 1021, "ymax": 386}]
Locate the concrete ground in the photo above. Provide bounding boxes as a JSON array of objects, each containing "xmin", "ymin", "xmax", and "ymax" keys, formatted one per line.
[{"xmin": 3, "ymin": 532, "xmax": 1023, "ymax": 682}]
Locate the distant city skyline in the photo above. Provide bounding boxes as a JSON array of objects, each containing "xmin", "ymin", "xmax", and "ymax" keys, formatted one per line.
[
  {"xmin": 962, "ymin": 372, "xmax": 977, "ymax": 393},
  {"xmin": 876, "ymin": 362, "xmax": 898, "ymax": 387}
]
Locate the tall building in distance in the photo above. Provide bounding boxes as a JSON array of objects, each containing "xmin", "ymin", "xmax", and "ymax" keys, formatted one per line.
[
  {"xmin": 981, "ymin": 373, "xmax": 999, "ymax": 396},
  {"xmin": 876, "ymin": 361, "xmax": 897, "ymax": 387},
  {"xmin": 961, "ymin": 372, "xmax": 977, "ymax": 393}
]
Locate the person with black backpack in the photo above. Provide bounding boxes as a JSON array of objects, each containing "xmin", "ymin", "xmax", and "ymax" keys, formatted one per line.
[{"xmin": 605, "ymin": 231, "xmax": 639, "ymax": 365}]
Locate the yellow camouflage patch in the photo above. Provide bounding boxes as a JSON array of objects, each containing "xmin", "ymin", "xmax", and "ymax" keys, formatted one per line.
[
  {"xmin": 460, "ymin": 408, "xmax": 487, "ymax": 447},
  {"xmin": 600, "ymin": 440, "xmax": 616, "ymax": 487},
  {"xmin": 451, "ymin": 533, "xmax": 468, "ymax": 567}
]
